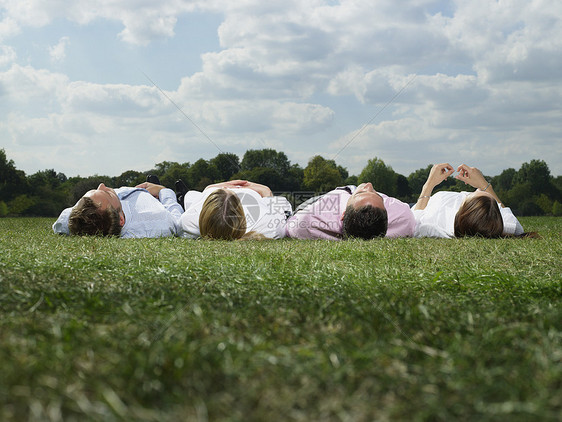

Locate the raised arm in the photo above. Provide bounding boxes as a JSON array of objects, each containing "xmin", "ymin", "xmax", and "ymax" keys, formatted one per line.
[
  {"xmin": 413, "ymin": 163, "xmax": 455, "ymax": 210},
  {"xmin": 455, "ymin": 164, "xmax": 504, "ymax": 207}
]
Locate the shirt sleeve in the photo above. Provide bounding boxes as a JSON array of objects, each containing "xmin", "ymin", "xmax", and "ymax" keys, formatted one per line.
[
  {"xmin": 157, "ymin": 188, "xmax": 184, "ymax": 236},
  {"xmin": 180, "ymin": 191, "xmax": 205, "ymax": 239},
  {"xmin": 501, "ymin": 207, "xmax": 525, "ymax": 235},
  {"xmin": 383, "ymin": 196, "xmax": 416, "ymax": 238},
  {"xmin": 52, "ymin": 207, "xmax": 72, "ymax": 235}
]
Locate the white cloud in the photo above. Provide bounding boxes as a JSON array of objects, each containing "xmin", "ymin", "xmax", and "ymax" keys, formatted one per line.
[
  {"xmin": 0, "ymin": 44, "xmax": 16, "ymax": 66},
  {"xmin": 117, "ymin": 12, "xmax": 177, "ymax": 45},
  {"xmin": 0, "ymin": 64, "xmax": 69, "ymax": 116},
  {"xmin": 48, "ymin": 36, "xmax": 70, "ymax": 63},
  {"xmin": 441, "ymin": 0, "xmax": 562, "ymax": 83},
  {"xmin": 0, "ymin": 15, "xmax": 20, "ymax": 41},
  {"xmin": 0, "ymin": 0, "xmax": 561, "ymax": 178}
]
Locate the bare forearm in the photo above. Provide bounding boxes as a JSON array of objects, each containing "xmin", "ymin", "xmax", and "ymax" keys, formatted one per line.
[
  {"xmin": 413, "ymin": 183, "xmax": 435, "ymax": 210},
  {"xmin": 413, "ymin": 163, "xmax": 454, "ymax": 211}
]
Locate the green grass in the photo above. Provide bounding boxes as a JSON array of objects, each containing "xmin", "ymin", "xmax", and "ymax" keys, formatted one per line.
[{"xmin": 0, "ymin": 217, "xmax": 560, "ymax": 421}]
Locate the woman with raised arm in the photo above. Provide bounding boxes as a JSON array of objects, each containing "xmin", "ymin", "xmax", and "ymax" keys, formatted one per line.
[
  {"xmin": 412, "ymin": 163, "xmax": 526, "ymax": 238},
  {"xmin": 180, "ymin": 180, "xmax": 292, "ymax": 240}
]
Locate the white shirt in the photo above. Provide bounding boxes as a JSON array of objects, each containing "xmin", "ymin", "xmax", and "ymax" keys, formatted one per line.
[
  {"xmin": 52, "ymin": 187, "xmax": 183, "ymax": 238},
  {"xmin": 412, "ymin": 191, "xmax": 524, "ymax": 238},
  {"xmin": 180, "ymin": 187, "xmax": 292, "ymax": 239}
]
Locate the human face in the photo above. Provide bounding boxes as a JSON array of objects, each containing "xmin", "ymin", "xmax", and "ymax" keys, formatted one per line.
[
  {"xmin": 346, "ymin": 183, "xmax": 385, "ymax": 210},
  {"xmin": 84, "ymin": 183, "xmax": 122, "ymax": 212}
]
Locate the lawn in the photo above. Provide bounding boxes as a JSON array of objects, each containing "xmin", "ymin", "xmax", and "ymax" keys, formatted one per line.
[{"xmin": 0, "ymin": 217, "xmax": 560, "ymax": 421}]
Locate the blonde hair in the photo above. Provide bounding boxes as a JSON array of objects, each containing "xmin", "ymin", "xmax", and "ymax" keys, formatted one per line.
[
  {"xmin": 199, "ymin": 189, "xmax": 254, "ymax": 240},
  {"xmin": 454, "ymin": 195, "xmax": 503, "ymax": 238}
]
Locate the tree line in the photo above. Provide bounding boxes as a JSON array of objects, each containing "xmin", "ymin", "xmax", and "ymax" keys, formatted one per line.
[{"xmin": 1, "ymin": 148, "xmax": 561, "ymax": 217}]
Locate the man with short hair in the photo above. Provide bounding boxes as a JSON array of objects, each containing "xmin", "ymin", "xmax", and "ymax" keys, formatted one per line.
[
  {"xmin": 286, "ymin": 183, "xmax": 415, "ymax": 240},
  {"xmin": 53, "ymin": 182, "xmax": 183, "ymax": 238}
]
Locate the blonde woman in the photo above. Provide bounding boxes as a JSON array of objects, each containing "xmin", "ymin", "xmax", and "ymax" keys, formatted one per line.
[
  {"xmin": 180, "ymin": 180, "xmax": 292, "ymax": 240},
  {"xmin": 412, "ymin": 163, "xmax": 526, "ymax": 238}
]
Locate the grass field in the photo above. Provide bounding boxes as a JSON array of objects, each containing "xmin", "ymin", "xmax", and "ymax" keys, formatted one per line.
[{"xmin": 0, "ymin": 217, "xmax": 560, "ymax": 421}]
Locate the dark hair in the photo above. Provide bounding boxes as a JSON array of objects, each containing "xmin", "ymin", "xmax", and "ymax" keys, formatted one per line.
[
  {"xmin": 454, "ymin": 195, "xmax": 503, "ymax": 238},
  {"xmin": 342, "ymin": 205, "xmax": 388, "ymax": 239},
  {"xmin": 68, "ymin": 197, "xmax": 122, "ymax": 236}
]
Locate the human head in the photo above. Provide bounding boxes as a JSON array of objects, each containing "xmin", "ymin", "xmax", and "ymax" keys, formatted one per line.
[
  {"xmin": 454, "ymin": 192, "xmax": 503, "ymax": 238},
  {"xmin": 342, "ymin": 183, "xmax": 388, "ymax": 239},
  {"xmin": 199, "ymin": 189, "xmax": 246, "ymax": 240},
  {"xmin": 68, "ymin": 184, "xmax": 124, "ymax": 236}
]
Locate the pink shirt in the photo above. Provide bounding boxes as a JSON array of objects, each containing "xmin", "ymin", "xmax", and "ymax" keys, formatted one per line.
[{"xmin": 286, "ymin": 187, "xmax": 415, "ymax": 240}]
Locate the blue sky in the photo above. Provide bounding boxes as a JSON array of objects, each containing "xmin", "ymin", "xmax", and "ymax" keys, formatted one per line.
[{"xmin": 1, "ymin": 0, "xmax": 561, "ymax": 180}]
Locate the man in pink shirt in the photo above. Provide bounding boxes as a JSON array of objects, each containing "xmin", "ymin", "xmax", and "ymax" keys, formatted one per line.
[{"xmin": 286, "ymin": 183, "xmax": 415, "ymax": 240}]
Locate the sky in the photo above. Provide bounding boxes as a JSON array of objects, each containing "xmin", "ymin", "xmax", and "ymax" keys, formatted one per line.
[{"xmin": 1, "ymin": 0, "xmax": 561, "ymax": 180}]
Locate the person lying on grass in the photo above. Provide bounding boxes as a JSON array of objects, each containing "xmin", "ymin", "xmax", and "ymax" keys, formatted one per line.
[
  {"xmin": 412, "ymin": 163, "xmax": 530, "ymax": 238},
  {"xmin": 180, "ymin": 180, "xmax": 293, "ymax": 240},
  {"xmin": 52, "ymin": 182, "xmax": 183, "ymax": 238},
  {"xmin": 285, "ymin": 182, "xmax": 416, "ymax": 240}
]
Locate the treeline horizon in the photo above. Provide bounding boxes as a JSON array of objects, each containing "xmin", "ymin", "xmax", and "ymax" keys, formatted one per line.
[{"xmin": 1, "ymin": 148, "xmax": 561, "ymax": 218}]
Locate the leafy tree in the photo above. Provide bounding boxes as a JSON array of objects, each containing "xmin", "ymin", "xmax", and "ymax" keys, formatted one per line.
[
  {"xmin": 505, "ymin": 182, "xmax": 532, "ymax": 207},
  {"xmin": 553, "ymin": 176, "xmax": 562, "ymax": 192},
  {"xmin": 535, "ymin": 194, "xmax": 553, "ymax": 215},
  {"xmin": 344, "ymin": 175, "xmax": 358, "ymax": 186},
  {"xmin": 188, "ymin": 159, "xmax": 219, "ymax": 190},
  {"xmin": 0, "ymin": 201, "xmax": 8, "ymax": 217},
  {"xmin": 28, "ymin": 169, "xmax": 66, "ymax": 189},
  {"xmin": 241, "ymin": 149, "xmax": 291, "ymax": 177},
  {"xmin": 553, "ymin": 200, "xmax": 562, "ymax": 217},
  {"xmin": 151, "ymin": 161, "xmax": 177, "ymax": 177},
  {"xmin": 395, "ymin": 174, "xmax": 411, "ymax": 201},
  {"xmin": 24, "ymin": 169, "xmax": 68, "ymax": 216},
  {"xmin": 146, "ymin": 161, "xmax": 192, "ymax": 189},
  {"xmin": 514, "ymin": 159, "xmax": 552, "ymax": 193},
  {"xmin": 0, "ymin": 149, "xmax": 28, "ymax": 202},
  {"xmin": 407, "ymin": 165, "xmax": 432, "ymax": 198},
  {"xmin": 519, "ymin": 201, "xmax": 544, "ymax": 216},
  {"xmin": 115, "ymin": 170, "xmax": 145, "ymax": 187},
  {"xmin": 358, "ymin": 158, "xmax": 397, "ymax": 196},
  {"xmin": 492, "ymin": 168, "xmax": 517, "ymax": 192},
  {"xmin": 337, "ymin": 165, "xmax": 349, "ymax": 182},
  {"xmin": 303, "ymin": 155, "xmax": 343, "ymax": 192},
  {"xmin": 210, "ymin": 153, "xmax": 241, "ymax": 181},
  {"xmin": 287, "ymin": 164, "xmax": 304, "ymax": 191},
  {"xmin": 238, "ymin": 149, "xmax": 302, "ymax": 191},
  {"xmin": 231, "ymin": 167, "xmax": 284, "ymax": 191},
  {"xmin": 8, "ymin": 195, "xmax": 36, "ymax": 215},
  {"xmin": 160, "ymin": 162, "xmax": 191, "ymax": 189}
]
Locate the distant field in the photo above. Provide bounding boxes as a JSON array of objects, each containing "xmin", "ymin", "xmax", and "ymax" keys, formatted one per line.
[{"xmin": 0, "ymin": 217, "xmax": 560, "ymax": 421}]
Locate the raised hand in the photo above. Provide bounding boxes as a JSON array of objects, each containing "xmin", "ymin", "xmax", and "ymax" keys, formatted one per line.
[
  {"xmin": 413, "ymin": 163, "xmax": 454, "ymax": 211},
  {"xmin": 426, "ymin": 163, "xmax": 455, "ymax": 190},
  {"xmin": 455, "ymin": 164, "xmax": 488, "ymax": 190}
]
